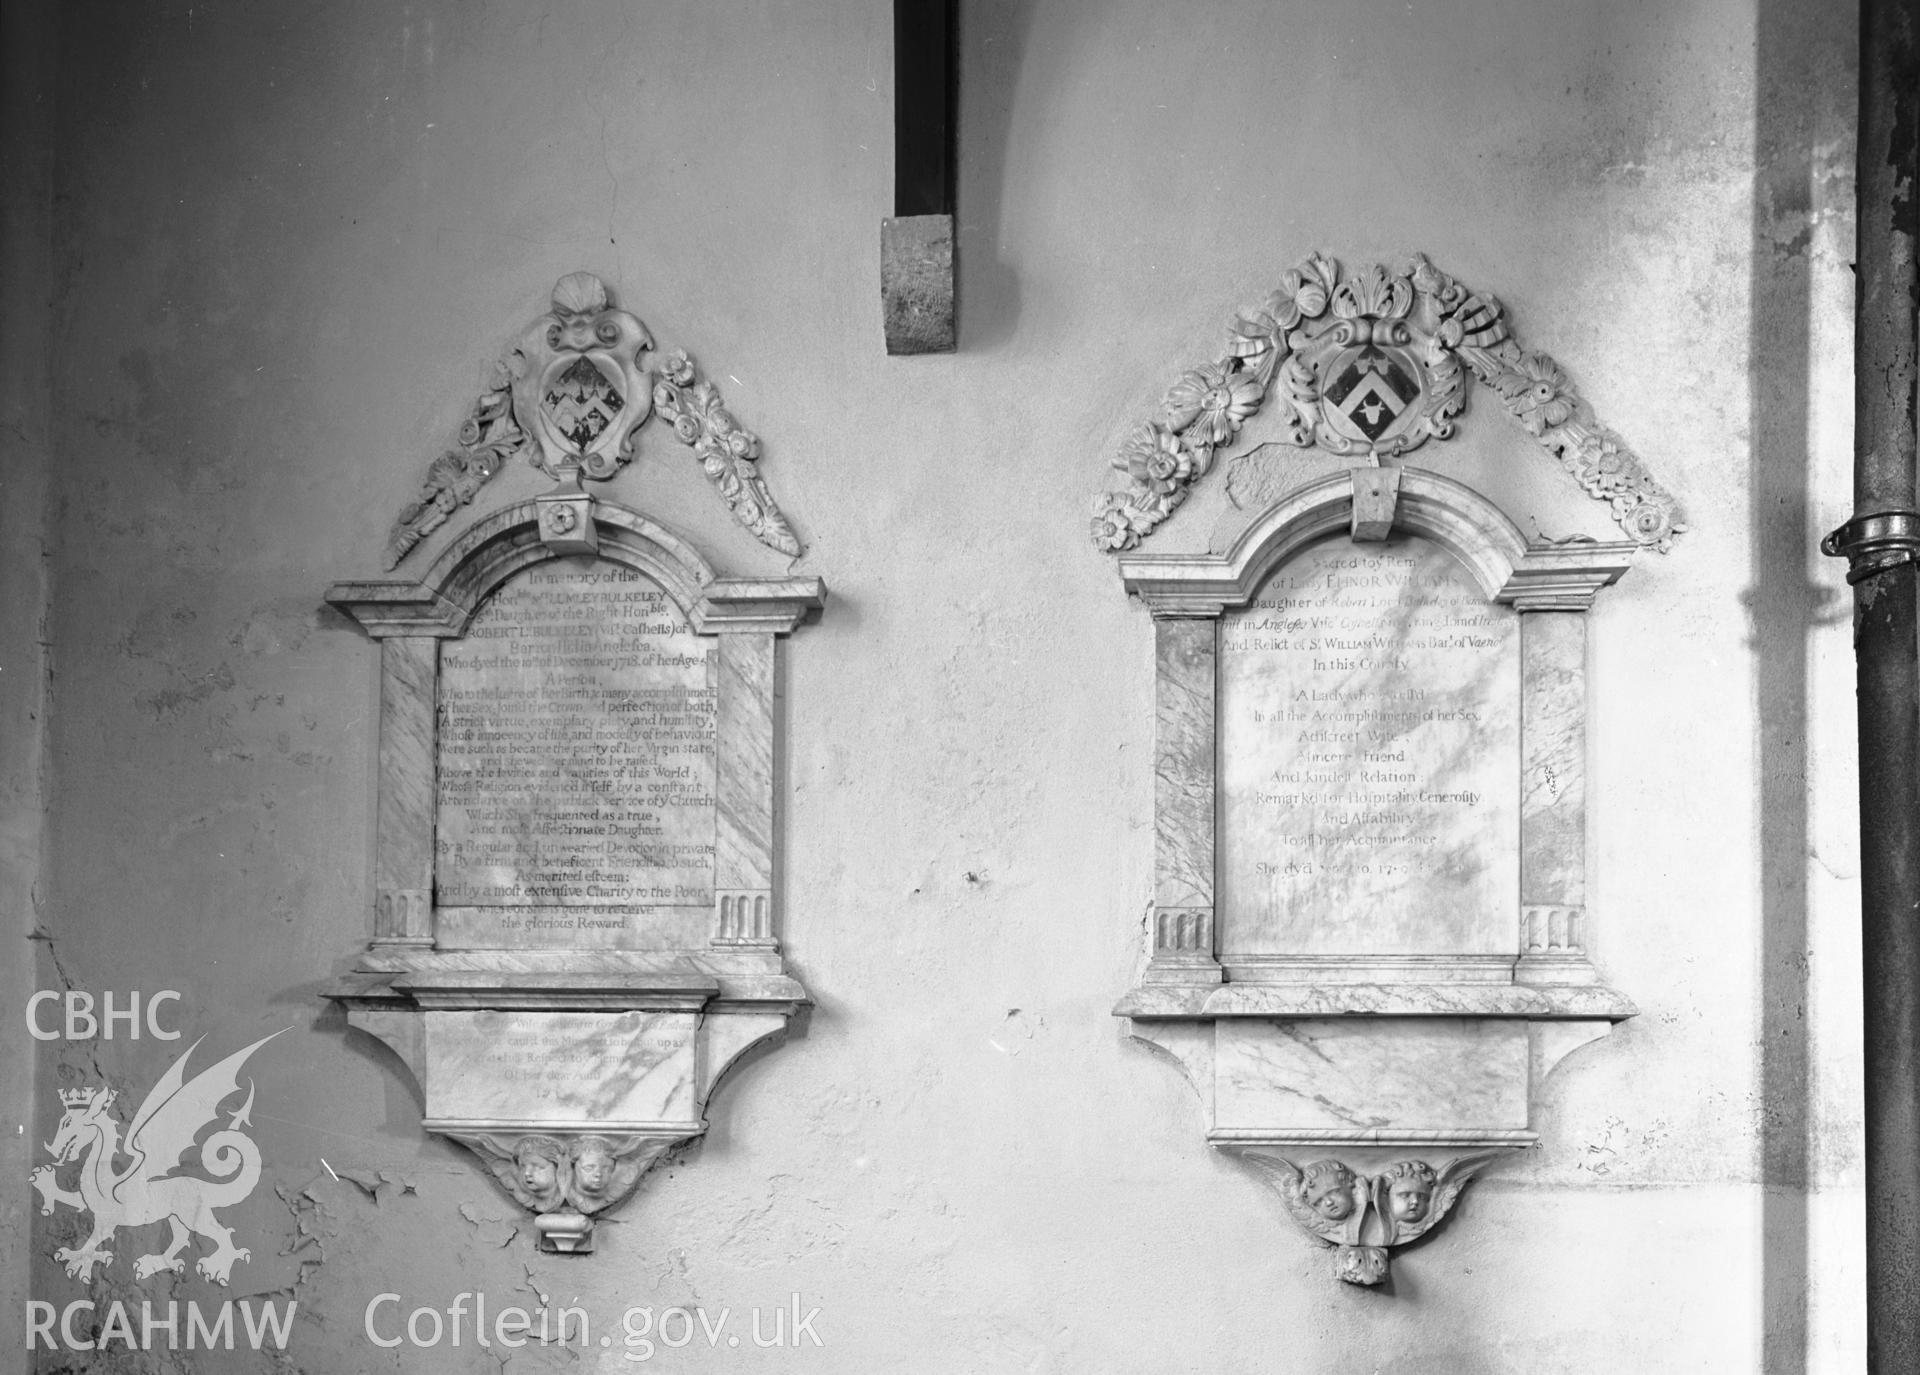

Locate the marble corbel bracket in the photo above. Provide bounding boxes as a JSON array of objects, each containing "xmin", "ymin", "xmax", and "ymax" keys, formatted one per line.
[
  {"xmin": 331, "ymin": 967, "xmax": 802, "ymax": 1254},
  {"xmin": 1124, "ymin": 1013, "xmax": 1620, "ymax": 1285},
  {"xmin": 1113, "ymin": 466, "xmax": 1640, "ymax": 1285}
]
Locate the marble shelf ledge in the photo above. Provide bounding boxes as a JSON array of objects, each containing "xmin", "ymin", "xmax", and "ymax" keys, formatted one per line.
[
  {"xmin": 1208, "ymin": 1127, "xmax": 1540, "ymax": 1150},
  {"xmin": 390, "ymin": 971, "xmax": 719, "ymax": 1012},
  {"xmin": 1223, "ymin": 955, "xmax": 1522, "ymax": 984},
  {"xmin": 326, "ymin": 976, "xmax": 810, "ymax": 1013},
  {"xmin": 422, "ymin": 1116, "xmax": 706, "ymax": 1137},
  {"xmin": 338, "ymin": 950, "xmax": 807, "ymax": 1007},
  {"xmin": 1114, "ymin": 981, "xmax": 1637, "ymax": 1020}
]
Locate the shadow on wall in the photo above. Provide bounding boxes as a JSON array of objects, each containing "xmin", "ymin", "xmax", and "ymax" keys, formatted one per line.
[
  {"xmin": 1748, "ymin": 0, "xmax": 1853, "ymax": 1370},
  {"xmin": 956, "ymin": 0, "xmax": 1041, "ymax": 350}
]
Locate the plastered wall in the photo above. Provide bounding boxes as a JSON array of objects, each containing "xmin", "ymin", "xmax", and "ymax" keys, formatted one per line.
[{"xmin": 8, "ymin": 0, "xmax": 1863, "ymax": 1370}]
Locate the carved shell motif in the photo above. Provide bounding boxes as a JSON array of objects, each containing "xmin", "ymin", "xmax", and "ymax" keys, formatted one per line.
[{"xmin": 1090, "ymin": 252, "xmax": 1686, "ymax": 555}]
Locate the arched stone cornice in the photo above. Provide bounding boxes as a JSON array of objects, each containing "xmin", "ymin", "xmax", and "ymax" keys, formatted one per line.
[
  {"xmin": 328, "ymin": 498, "xmax": 821, "ymax": 638},
  {"xmin": 1117, "ymin": 467, "xmax": 1635, "ymax": 616}
]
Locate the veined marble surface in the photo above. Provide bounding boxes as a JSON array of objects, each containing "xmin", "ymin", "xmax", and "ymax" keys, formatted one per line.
[
  {"xmin": 1115, "ymin": 979, "xmax": 1636, "ymax": 1019},
  {"xmin": 1212, "ymin": 1018, "xmax": 1530, "ymax": 1133},
  {"xmin": 1520, "ymin": 610, "xmax": 1586, "ymax": 908},
  {"xmin": 423, "ymin": 1009, "xmax": 700, "ymax": 1126},
  {"xmin": 714, "ymin": 632, "xmax": 776, "ymax": 897},
  {"xmin": 376, "ymin": 637, "xmax": 437, "ymax": 941},
  {"xmin": 1154, "ymin": 617, "xmax": 1216, "ymax": 912},
  {"xmin": 1219, "ymin": 538, "xmax": 1518, "ymax": 957}
]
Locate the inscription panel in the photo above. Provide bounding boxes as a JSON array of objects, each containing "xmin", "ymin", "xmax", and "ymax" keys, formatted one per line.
[
  {"xmin": 435, "ymin": 558, "xmax": 715, "ymax": 947},
  {"xmin": 1213, "ymin": 1019, "xmax": 1531, "ymax": 1131},
  {"xmin": 1220, "ymin": 538, "xmax": 1518, "ymax": 957},
  {"xmin": 425, "ymin": 1010, "xmax": 699, "ymax": 1125}
]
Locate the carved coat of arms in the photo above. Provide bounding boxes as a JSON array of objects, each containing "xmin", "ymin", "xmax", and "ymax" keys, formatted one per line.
[
  {"xmin": 1091, "ymin": 252, "xmax": 1685, "ymax": 555},
  {"xmin": 383, "ymin": 272, "xmax": 802, "ymax": 570}
]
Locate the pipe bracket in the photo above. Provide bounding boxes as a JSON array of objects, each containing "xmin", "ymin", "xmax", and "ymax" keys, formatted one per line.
[{"xmin": 1821, "ymin": 511, "xmax": 1920, "ymax": 584}]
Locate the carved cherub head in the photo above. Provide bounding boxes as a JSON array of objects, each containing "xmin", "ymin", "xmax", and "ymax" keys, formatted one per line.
[
  {"xmin": 570, "ymin": 1136, "xmax": 617, "ymax": 1199},
  {"xmin": 512, "ymin": 1136, "xmax": 567, "ymax": 1209},
  {"xmin": 1384, "ymin": 1159, "xmax": 1438, "ymax": 1224},
  {"xmin": 1301, "ymin": 1160, "xmax": 1358, "ymax": 1222}
]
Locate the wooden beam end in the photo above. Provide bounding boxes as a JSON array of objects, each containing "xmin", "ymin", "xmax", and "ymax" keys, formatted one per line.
[{"xmin": 882, "ymin": 214, "xmax": 956, "ymax": 354}]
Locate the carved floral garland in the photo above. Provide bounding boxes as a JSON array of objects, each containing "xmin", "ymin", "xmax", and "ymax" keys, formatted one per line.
[
  {"xmin": 1089, "ymin": 253, "xmax": 1685, "ymax": 554},
  {"xmin": 385, "ymin": 362, "xmax": 526, "ymax": 569},
  {"xmin": 650, "ymin": 349, "xmax": 801, "ymax": 557}
]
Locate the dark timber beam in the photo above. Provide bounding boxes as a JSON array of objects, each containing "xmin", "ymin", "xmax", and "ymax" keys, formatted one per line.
[
  {"xmin": 1824, "ymin": 0, "xmax": 1920, "ymax": 1368},
  {"xmin": 882, "ymin": 0, "xmax": 957, "ymax": 354}
]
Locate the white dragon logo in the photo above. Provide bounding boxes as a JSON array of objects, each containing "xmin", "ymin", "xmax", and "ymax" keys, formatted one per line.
[{"xmin": 30, "ymin": 1031, "xmax": 283, "ymax": 1285}]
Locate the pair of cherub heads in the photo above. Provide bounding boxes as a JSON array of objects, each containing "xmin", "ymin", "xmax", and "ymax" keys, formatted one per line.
[
  {"xmin": 509, "ymin": 1134, "xmax": 630, "ymax": 1215},
  {"xmin": 1300, "ymin": 1158, "xmax": 1437, "ymax": 1239},
  {"xmin": 1260, "ymin": 1152, "xmax": 1486, "ymax": 1283}
]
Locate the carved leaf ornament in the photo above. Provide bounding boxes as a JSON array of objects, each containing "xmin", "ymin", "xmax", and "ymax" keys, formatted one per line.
[
  {"xmin": 387, "ymin": 272, "xmax": 802, "ymax": 568},
  {"xmin": 1089, "ymin": 253, "xmax": 1685, "ymax": 554}
]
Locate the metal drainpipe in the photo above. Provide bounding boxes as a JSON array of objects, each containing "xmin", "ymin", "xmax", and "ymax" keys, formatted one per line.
[{"xmin": 1821, "ymin": 0, "xmax": 1920, "ymax": 1367}]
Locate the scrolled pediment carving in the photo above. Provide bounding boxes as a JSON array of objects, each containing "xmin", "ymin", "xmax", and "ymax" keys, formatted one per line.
[
  {"xmin": 386, "ymin": 273, "xmax": 802, "ymax": 570},
  {"xmin": 1090, "ymin": 252, "xmax": 1685, "ymax": 555}
]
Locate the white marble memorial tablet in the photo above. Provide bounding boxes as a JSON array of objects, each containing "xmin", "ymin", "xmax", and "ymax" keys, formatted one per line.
[
  {"xmin": 435, "ymin": 558, "xmax": 716, "ymax": 948},
  {"xmin": 425, "ymin": 1010, "xmax": 700, "ymax": 1126},
  {"xmin": 1219, "ymin": 537, "xmax": 1519, "ymax": 959}
]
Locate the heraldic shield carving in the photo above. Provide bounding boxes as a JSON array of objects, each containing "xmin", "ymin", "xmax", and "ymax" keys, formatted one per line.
[
  {"xmin": 516, "ymin": 271, "xmax": 656, "ymax": 480},
  {"xmin": 385, "ymin": 271, "xmax": 802, "ymax": 570},
  {"xmin": 1090, "ymin": 253, "xmax": 1685, "ymax": 556},
  {"xmin": 1272, "ymin": 256, "xmax": 1462, "ymax": 457}
]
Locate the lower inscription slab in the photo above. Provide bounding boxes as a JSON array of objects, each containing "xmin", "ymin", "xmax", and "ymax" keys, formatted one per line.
[
  {"xmin": 423, "ymin": 1010, "xmax": 699, "ymax": 1126},
  {"xmin": 1212, "ymin": 1018, "xmax": 1531, "ymax": 1133}
]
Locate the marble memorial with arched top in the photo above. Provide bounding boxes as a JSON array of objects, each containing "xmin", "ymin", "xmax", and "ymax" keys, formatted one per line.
[
  {"xmin": 324, "ymin": 273, "xmax": 823, "ymax": 1254},
  {"xmin": 1096, "ymin": 253, "xmax": 1683, "ymax": 1285}
]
